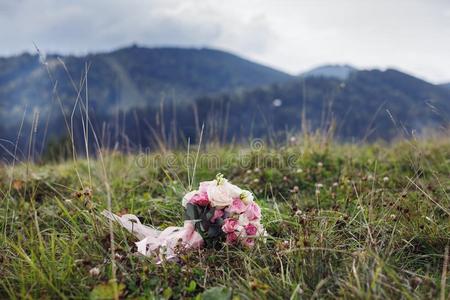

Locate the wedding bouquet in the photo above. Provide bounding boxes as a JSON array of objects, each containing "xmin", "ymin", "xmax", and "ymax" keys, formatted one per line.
[{"xmin": 103, "ymin": 174, "xmax": 265, "ymax": 260}]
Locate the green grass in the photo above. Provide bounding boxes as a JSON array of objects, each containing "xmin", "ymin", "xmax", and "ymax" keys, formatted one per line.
[{"xmin": 0, "ymin": 138, "xmax": 449, "ymax": 299}]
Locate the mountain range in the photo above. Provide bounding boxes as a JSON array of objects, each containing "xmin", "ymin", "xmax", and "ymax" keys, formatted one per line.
[
  {"xmin": 301, "ymin": 64, "xmax": 357, "ymax": 80},
  {"xmin": 0, "ymin": 46, "xmax": 449, "ymax": 159},
  {"xmin": 0, "ymin": 46, "xmax": 291, "ymax": 127},
  {"xmin": 439, "ymin": 83, "xmax": 450, "ymax": 90}
]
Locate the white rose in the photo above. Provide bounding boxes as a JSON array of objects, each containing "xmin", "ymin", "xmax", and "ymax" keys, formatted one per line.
[
  {"xmin": 240, "ymin": 190, "xmax": 254, "ymax": 204},
  {"xmin": 207, "ymin": 178, "xmax": 242, "ymax": 207},
  {"xmin": 224, "ymin": 181, "xmax": 242, "ymax": 198}
]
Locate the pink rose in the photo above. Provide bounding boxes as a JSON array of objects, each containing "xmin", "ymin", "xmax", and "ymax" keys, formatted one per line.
[
  {"xmin": 226, "ymin": 232, "xmax": 238, "ymax": 244},
  {"xmin": 243, "ymin": 238, "xmax": 255, "ymax": 248},
  {"xmin": 245, "ymin": 203, "xmax": 261, "ymax": 221},
  {"xmin": 244, "ymin": 223, "xmax": 258, "ymax": 236},
  {"xmin": 190, "ymin": 192, "xmax": 209, "ymax": 206},
  {"xmin": 222, "ymin": 218, "xmax": 239, "ymax": 233},
  {"xmin": 228, "ymin": 198, "xmax": 247, "ymax": 214},
  {"xmin": 210, "ymin": 209, "xmax": 224, "ymax": 223}
]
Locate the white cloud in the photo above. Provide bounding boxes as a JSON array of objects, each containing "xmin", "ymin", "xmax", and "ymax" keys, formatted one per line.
[{"xmin": 0, "ymin": 0, "xmax": 449, "ymax": 83}]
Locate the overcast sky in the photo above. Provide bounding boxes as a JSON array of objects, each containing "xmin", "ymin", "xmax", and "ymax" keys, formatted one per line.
[{"xmin": 1, "ymin": 0, "xmax": 449, "ymax": 83}]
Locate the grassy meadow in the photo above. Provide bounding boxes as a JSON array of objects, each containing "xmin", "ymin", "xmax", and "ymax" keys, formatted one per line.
[{"xmin": 0, "ymin": 136, "xmax": 449, "ymax": 299}]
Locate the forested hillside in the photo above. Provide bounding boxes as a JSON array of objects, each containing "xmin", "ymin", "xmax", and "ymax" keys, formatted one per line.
[{"xmin": 1, "ymin": 47, "xmax": 449, "ymax": 160}]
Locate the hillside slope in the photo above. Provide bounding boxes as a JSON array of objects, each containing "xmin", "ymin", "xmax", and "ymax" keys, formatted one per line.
[
  {"xmin": 439, "ymin": 83, "xmax": 450, "ymax": 90},
  {"xmin": 189, "ymin": 69, "xmax": 450, "ymax": 141},
  {"xmin": 0, "ymin": 46, "xmax": 293, "ymax": 127},
  {"xmin": 1, "ymin": 138, "xmax": 449, "ymax": 298},
  {"xmin": 301, "ymin": 64, "xmax": 357, "ymax": 80}
]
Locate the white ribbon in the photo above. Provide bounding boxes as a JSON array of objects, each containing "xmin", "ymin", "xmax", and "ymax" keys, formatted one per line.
[{"xmin": 102, "ymin": 210, "xmax": 203, "ymax": 260}]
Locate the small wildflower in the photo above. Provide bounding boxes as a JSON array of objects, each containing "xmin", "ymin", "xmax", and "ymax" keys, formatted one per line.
[
  {"xmin": 332, "ymin": 182, "xmax": 339, "ymax": 187},
  {"xmin": 383, "ymin": 176, "xmax": 389, "ymax": 182},
  {"xmin": 253, "ymin": 178, "xmax": 260, "ymax": 183},
  {"xmin": 277, "ymin": 240, "xmax": 290, "ymax": 251},
  {"xmin": 315, "ymin": 183, "xmax": 323, "ymax": 188},
  {"xmin": 290, "ymin": 185, "xmax": 299, "ymax": 193},
  {"xmin": 315, "ymin": 189, "xmax": 320, "ymax": 195},
  {"xmin": 410, "ymin": 276, "xmax": 423, "ymax": 289},
  {"xmin": 246, "ymin": 170, "xmax": 252, "ymax": 174},
  {"xmin": 317, "ymin": 162, "xmax": 323, "ymax": 168},
  {"xmin": 296, "ymin": 168, "xmax": 303, "ymax": 174},
  {"xmin": 89, "ymin": 267, "xmax": 100, "ymax": 277}
]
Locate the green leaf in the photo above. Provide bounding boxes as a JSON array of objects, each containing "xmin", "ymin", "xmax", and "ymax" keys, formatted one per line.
[
  {"xmin": 186, "ymin": 280, "xmax": 197, "ymax": 293},
  {"xmin": 201, "ymin": 287, "xmax": 232, "ymax": 300},
  {"xmin": 162, "ymin": 287, "xmax": 173, "ymax": 299},
  {"xmin": 207, "ymin": 224, "xmax": 222, "ymax": 238},
  {"xmin": 216, "ymin": 218, "xmax": 224, "ymax": 226},
  {"xmin": 185, "ymin": 203, "xmax": 199, "ymax": 220},
  {"xmin": 90, "ymin": 281, "xmax": 125, "ymax": 300},
  {"xmin": 205, "ymin": 207, "xmax": 216, "ymax": 220},
  {"xmin": 201, "ymin": 219, "xmax": 210, "ymax": 231}
]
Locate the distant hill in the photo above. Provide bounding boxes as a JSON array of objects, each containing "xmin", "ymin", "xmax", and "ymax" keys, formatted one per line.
[
  {"xmin": 302, "ymin": 64, "xmax": 357, "ymax": 80},
  {"xmin": 187, "ymin": 68, "xmax": 450, "ymax": 141},
  {"xmin": 439, "ymin": 83, "xmax": 450, "ymax": 90},
  {"xmin": 0, "ymin": 45, "xmax": 293, "ymax": 128}
]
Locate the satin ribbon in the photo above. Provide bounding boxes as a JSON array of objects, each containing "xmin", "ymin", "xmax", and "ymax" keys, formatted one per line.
[{"xmin": 102, "ymin": 211, "xmax": 204, "ymax": 260}]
